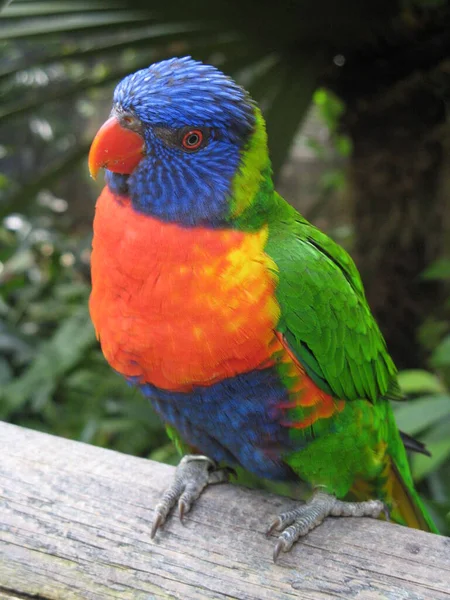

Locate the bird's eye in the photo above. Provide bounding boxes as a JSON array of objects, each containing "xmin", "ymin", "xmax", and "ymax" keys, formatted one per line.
[{"xmin": 181, "ymin": 129, "xmax": 203, "ymax": 151}]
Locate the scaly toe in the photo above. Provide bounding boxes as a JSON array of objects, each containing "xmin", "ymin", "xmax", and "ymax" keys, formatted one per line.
[
  {"xmin": 273, "ymin": 526, "xmax": 299, "ymax": 561},
  {"xmin": 267, "ymin": 503, "xmax": 309, "ymax": 538},
  {"xmin": 268, "ymin": 491, "xmax": 387, "ymax": 560},
  {"xmin": 151, "ymin": 455, "xmax": 229, "ymax": 539}
]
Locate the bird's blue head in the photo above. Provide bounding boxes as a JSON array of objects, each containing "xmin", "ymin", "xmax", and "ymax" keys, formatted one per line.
[{"xmin": 89, "ymin": 57, "xmax": 268, "ymax": 227}]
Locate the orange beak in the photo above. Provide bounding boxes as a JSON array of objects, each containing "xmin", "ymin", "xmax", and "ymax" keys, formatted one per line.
[{"xmin": 88, "ymin": 116, "xmax": 145, "ymax": 179}]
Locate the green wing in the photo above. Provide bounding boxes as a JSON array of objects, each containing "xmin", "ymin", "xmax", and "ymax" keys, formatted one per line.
[{"xmin": 266, "ymin": 193, "xmax": 401, "ymax": 403}]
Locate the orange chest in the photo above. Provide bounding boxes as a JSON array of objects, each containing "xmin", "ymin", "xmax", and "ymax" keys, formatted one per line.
[{"xmin": 89, "ymin": 188, "xmax": 280, "ymax": 391}]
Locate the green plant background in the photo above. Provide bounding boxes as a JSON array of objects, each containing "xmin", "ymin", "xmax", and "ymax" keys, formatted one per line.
[{"xmin": 1, "ymin": 0, "xmax": 449, "ymax": 535}]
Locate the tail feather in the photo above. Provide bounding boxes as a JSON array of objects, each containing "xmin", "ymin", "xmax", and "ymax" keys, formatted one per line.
[
  {"xmin": 350, "ymin": 460, "xmax": 438, "ymax": 534},
  {"xmin": 389, "ymin": 463, "xmax": 437, "ymax": 533},
  {"xmin": 400, "ymin": 431, "xmax": 431, "ymax": 457}
]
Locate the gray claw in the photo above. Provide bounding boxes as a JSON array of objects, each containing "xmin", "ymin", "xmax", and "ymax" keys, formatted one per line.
[
  {"xmin": 266, "ymin": 517, "xmax": 282, "ymax": 538},
  {"xmin": 178, "ymin": 499, "xmax": 187, "ymax": 522},
  {"xmin": 151, "ymin": 454, "xmax": 229, "ymax": 539},
  {"xmin": 273, "ymin": 539, "xmax": 285, "ymax": 562},
  {"xmin": 269, "ymin": 490, "xmax": 387, "ymax": 561},
  {"xmin": 151, "ymin": 512, "xmax": 164, "ymax": 539}
]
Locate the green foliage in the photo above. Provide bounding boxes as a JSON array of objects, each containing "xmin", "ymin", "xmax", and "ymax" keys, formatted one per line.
[
  {"xmin": 0, "ymin": 208, "xmax": 170, "ymax": 458},
  {"xmin": 394, "ymin": 257, "xmax": 450, "ymax": 534},
  {"xmin": 0, "ymin": 0, "xmax": 408, "ymax": 192},
  {"xmin": 394, "ymin": 368, "xmax": 450, "ymax": 533},
  {"xmin": 301, "ymin": 88, "xmax": 351, "ymax": 225},
  {"xmin": 313, "ymin": 88, "xmax": 353, "ymax": 159},
  {"xmin": 396, "ymin": 369, "xmax": 446, "ymax": 395},
  {"xmin": 422, "ymin": 259, "xmax": 450, "ymax": 281},
  {"xmin": 1, "ymin": 0, "xmax": 449, "ymax": 535}
]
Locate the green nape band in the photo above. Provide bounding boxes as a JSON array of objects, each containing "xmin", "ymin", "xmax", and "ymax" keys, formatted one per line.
[{"xmin": 229, "ymin": 108, "xmax": 272, "ymax": 220}]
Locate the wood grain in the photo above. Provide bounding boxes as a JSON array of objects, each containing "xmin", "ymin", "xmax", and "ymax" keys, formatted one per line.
[{"xmin": 0, "ymin": 421, "xmax": 449, "ymax": 600}]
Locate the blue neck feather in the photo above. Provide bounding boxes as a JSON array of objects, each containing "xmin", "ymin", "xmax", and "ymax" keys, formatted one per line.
[
  {"xmin": 112, "ymin": 134, "xmax": 242, "ymax": 227},
  {"xmin": 105, "ymin": 57, "xmax": 256, "ymax": 227}
]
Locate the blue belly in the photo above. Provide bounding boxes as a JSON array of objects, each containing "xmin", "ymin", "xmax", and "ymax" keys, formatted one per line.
[{"xmin": 138, "ymin": 367, "xmax": 297, "ymax": 480}]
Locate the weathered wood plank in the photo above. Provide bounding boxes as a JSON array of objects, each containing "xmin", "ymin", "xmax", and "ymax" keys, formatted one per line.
[{"xmin": 0, "ymin": 422, "xmax": 449, "ymax": 600}]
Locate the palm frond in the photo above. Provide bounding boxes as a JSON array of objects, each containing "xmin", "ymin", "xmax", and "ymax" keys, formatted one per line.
[
  {"xmin": 0, "ymin": 0, "xmax": 397, "ymax": 197},
  {"xmin": 1, "ymin": 142, "xmax": 91, "ymax": 218}
]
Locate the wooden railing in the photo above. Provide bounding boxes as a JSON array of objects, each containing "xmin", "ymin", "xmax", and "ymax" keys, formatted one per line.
[{"xmin": 1, "ymin": 422, "xmax": 449, "ymax": 599}]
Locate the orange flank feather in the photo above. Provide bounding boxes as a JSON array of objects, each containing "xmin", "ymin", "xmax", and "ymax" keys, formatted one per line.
[
  {"xmin": 274, "ymin": 332, "xmax": 345, "ymax": 428},
  {"xmin": 89, "ymin": 187, "xmax": 281, "ymax": 391}
]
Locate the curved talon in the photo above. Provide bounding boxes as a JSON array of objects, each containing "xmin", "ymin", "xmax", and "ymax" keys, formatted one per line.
[
  {"xmin": 273, "ymin": 539, "xmax": 285, "ymax": 562},
  {"xmin": 178, "ymin": 499, "xmax": 187, "ymax": 522},
  {"xmin": 151, "ymin": 512, "xmax": 164, "ymax": 539},
  {"xmin": 150, "ymin": 454, "xmax": 229, "ymax": 540},
  {"xmin": 268, "ymin": 491, "xmax": 388, "ymax": 560},
  {"xmin": 266, "ymin": 517, "xmax": 282, "ymax": 538}
]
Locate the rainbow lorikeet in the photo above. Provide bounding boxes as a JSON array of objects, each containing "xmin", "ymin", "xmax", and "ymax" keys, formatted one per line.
[{"xmin": 88, "ymin": 57, "xmax": 437, "ymax": 559}]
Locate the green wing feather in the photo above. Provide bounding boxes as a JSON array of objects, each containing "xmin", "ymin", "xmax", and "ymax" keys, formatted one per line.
[{"xmin": 266, "ymin": 193, "xmax": 401, "ymax": 403}]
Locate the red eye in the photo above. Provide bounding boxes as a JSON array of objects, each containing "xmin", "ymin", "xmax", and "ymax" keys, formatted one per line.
[{"xmin": 182, "ymin": 129, "xmax": 203, "ymax": 151}]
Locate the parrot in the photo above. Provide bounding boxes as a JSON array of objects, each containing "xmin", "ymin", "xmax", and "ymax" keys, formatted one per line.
[{"xmin": 88, "ymin": 56, "xmax": 437, "ymax": 560}]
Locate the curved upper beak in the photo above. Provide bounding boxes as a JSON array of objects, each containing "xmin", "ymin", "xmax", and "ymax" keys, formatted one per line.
[{"xmin": 88, "ymin": 116, "xmax": 145, "ymax": 179}]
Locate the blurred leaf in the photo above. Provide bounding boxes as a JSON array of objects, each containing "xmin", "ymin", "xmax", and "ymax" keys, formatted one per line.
[
  {"xmin": 305, "ymin": 137, "xmax": 326, "ymax": 158},
  {"xmin": 3, "ymin": 2, "xmax": 127, "ymax": 17},
  {"xmin": 1, "ymin": 307, "xmax": 96, "ymax": 416},
  {"xmin": 0, "ymin": 357, "xmax": 13, "ymax": 385},
  {"xmin": 1, "ymin": 142, "xmax": 91, "ymax": 218},
  {"xmin": 334, "ymin": 134, "xmax": 352, "ymax": 157},
  {"xmin": 0, "ymin": 328, "xmax": 33, "ymax": 364},
  {"xmin": 393, "ymin": 394, "xmax": 450, "ymax": 435},
  {"xmin": 0, "ymin": 63, "xmax": 148, "ymax": 122},
  {"xmin": 413, "ymin": 436, "xmax": 450, "ymax": 481},
  {"xmin": 0, "ymin": 0, "xmax": 388, "ymax": 178},
  {"xmin": 0, "ymin": 11, "xmax": 153, "ymax": 40},
  {"xmin": 422, "ymin": 258, "xmax": 450, "ymax": 281},
  {"xmin": 0, "ymin": 24, "xmax": 209, "ymax": 82},
  {"xmin": 264, "ymin": 54, "xmax": 327, "ymax": 176},
  {"xmin": 313, "ymin": 88, "xmax": 345, "ymax": 132},
  {"xmin": 431, "ymin": 335, "xmax": 450, "ymax": 369},
  {"xmin": 320, "ymin": 169, "xmax": 346, "ymax": 192},
  {"xmin": 397, "ymin": 369, "xmax": 446, "ymax": 395},
  {"xmin": 0, "ymin": 0, "xmax": 12, "ymax": 11},
  {"xmin": 419, "ymin": 318, "xmax": 449, "ymax": 354},
  {"xmin": 0, "ymin": 248, "xmax": 34, "ymax": 280},
  {"xmin": 0, "ymin": 35, "xmax": 247, "ymax": 123},
  {"xmin": 149, "ymin": 442, "xmax": 179, "ymax": 465},
  {"xmin": 97, "ymin": 417, "xmax": 143, "ymax": 436}
]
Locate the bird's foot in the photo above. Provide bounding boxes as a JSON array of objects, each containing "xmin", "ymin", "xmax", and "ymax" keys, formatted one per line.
[
  {"xmin": 267, "ymin": 489, "xmax": 387, "ymax": 561},
  {"xmin": 151, "ymin": 454, "xmax": 230, "ymax": 538}
]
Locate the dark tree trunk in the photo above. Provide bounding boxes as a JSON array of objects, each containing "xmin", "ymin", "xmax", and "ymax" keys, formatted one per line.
[
  {"xmin": 326, "ymin": 12, "xmax": 450, "ymax": 368},
  {"xmin": 347, "ymin": 76, "xmax": 447, "ymax": 368}
]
